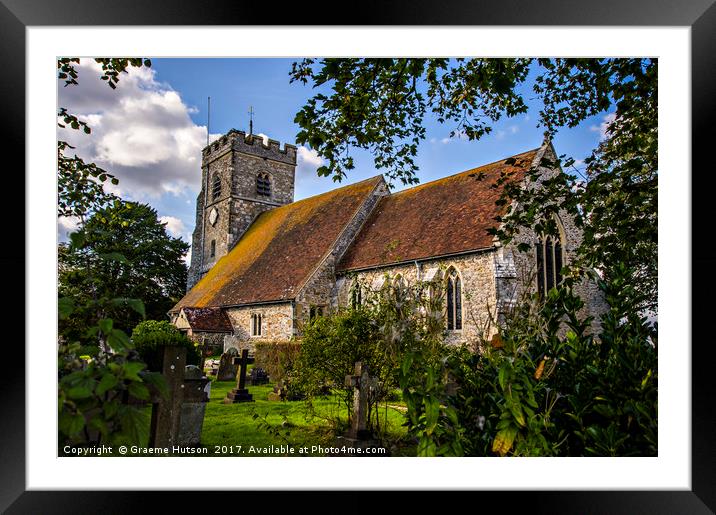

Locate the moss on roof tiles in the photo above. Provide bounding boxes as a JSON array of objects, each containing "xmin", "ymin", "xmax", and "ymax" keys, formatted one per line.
[
  {"xmin": 337, "ymin": 149, "xmax": 539, "ymax": 271},
  {"xmin": 173, "ymin": 175, "xmax": 382, "ymax": 310}
]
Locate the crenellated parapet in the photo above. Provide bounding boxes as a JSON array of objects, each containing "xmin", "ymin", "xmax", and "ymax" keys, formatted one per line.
[{"xmin": 202, "ymin": 129, "xmax": 297, "ymax": 165}]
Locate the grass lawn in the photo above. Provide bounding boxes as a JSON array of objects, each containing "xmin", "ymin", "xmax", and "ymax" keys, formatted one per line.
[{"xmin": 200, "ymin": 377, "xmax": 415, "ymax": 456}]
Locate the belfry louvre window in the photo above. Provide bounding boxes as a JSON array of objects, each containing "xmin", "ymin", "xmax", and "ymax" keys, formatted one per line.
[
  {"xmin": 212, "ymin": 173, "xmax": 222, "ymax": 200},
  {"xmin": 446, "ymin": 268, "xmax": 462, "ymax": 331},
  {"xmin": 535, "ymin": 236, "xmax": 564, "ymax": 297},
  {"xmin": 256, "ymin": 173, "xmax": 271, "ymax": 196},
  {"xmin": 210, "ymin": 239, "xmax": 216, "ymax": 257},
  {"xmin": 251, "ymin": 313, "xmax": 262, "ymax": 336}
]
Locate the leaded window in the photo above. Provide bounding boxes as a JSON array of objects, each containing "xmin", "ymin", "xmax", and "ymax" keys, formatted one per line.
[
  {"xmin": 535, "ymin": 235, "xmax": 565, "ymax": 297},
  {"xmin": 446, "ymin": 268, "xmax": 462, "ymax": 331},
  {"xmin": 251, "ymin": 313, "xmax": 262, "ymax": 336}
]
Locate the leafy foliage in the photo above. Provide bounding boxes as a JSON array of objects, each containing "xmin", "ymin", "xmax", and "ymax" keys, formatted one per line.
[
  {"xmin": 254, "ymin": 340, "xmax": 302, "ymax": 390},
  {"xmin": 58, "ymin": 314, "xmax": 165, "ymax": 448},
  {"xmin": 295, "ymin": 308, "xmax": 393, "ymax": 432},
  {"xmin": 59, "ymin": 201, "xmax": 189, "ymax": 346},
  {"xmin": 131, "ymin": 320, "xmax": 201, "ymax": 371},
  {"xmin": 291, "ymin": 58, "xmax": 529, "ymax": 185},
  {"xmin": 57, "ymin": 57, "xmax": 167, "ymax": 449},
  {"xmin": 439, "ymin": 268, "xmax": 657, "ymax": 457}
]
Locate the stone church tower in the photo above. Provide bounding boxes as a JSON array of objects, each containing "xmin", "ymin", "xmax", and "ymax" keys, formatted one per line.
[{"xmin": 186, "ymin": 130, "xmax": 297, "ymax": 290}]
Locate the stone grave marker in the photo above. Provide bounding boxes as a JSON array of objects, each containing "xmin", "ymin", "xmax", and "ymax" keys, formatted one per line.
[
  {"xmin": 344, "ymin": 361, "xmax": 377, "ymax": 440},
  {"xmin": 178, "ymin": 365, "xmax": 211, "ymax": 447},
  {"xmin": 223, "ymin": 349, "xmax": 254, "ymax": 403},
  {"xmin": 334, "ymin": 361, "xmax": 382, "ymax": 454},
  {"xmin": 248, "ymin": 366, "xmax": 269, "ymax": 386},
  {"xmin": 148, "ymin": 346, "xmax": 210, "ymax": 450},
  {"xmin": 216, "ymin": 347, "xmax": 239, "ymax": 381}
]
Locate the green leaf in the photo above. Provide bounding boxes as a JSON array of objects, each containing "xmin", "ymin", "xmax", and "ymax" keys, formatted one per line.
[
  {"xmin": 107, "ymin": 329, "xmax": 132, "ymax": 351},
  {"xmin": 118, "ymin": 406, "xmax": 149, "ymax": 446},
  {"xmin": 123, "ymin": 361, "xmax": 146, "ymax": 382},
  {"xmin": 498, "ymin": 366, "xmax": 508, "ymax": 390},
  {"xmin": 59, "ymin": 411, "xmax": 85, "ymax": 436},
  {"xmin": 127, "ymin": 382, "xmax": 150, "ymax": 400},
  {"xmin": 68, "ymin": 231, "xmax": 85, "ymax": 249},
  {"xmin": 66, "ymin": 385, "xmax": 93, "ymax": 399},
  {"xmin": 58, "ymin": 297, "xmax": 74, "ymax": 319},
  {"xmin": 111, "ymin": 298, "xmax": 145, "ymax": 318},
  {"xmin": 96, "ymin": 373, "xmax": 118, "ymax": 397}
]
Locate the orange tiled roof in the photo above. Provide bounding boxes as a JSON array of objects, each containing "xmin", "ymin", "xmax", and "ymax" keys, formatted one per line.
[
  {"xmin": 173, "ymin": 176, "xmax": 383, "ymax": 310},
  {"xmin": 337, "ymin": 149, "xmax": 539, "ymax": 272}
]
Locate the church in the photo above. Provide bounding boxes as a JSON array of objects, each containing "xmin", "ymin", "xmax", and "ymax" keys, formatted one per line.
[{"xmin": 170, "ymin": 129, "xmax": 604, "ymax": 353}]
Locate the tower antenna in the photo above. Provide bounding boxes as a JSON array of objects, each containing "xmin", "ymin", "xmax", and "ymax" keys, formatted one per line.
[
  {"xmin": 207, "ymin": 96, "xmax": 211, "ymax": 146},
  {"xmin": 249, "ymin": 105, "xmax": 254, "ymax": 137}
]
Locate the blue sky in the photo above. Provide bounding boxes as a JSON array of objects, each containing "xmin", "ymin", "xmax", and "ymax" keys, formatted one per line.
[{"xmin": 57, "ymin": 58, "xmax": 612, "ymax": 259}]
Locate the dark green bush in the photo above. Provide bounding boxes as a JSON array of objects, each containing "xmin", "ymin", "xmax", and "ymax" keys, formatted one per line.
[
  {"xmin": 131, "ymin": 320, "xmax": 201, "ymax": 370},
  {"xmin": 254, "ymin": 340, "xmax": 301, "ymax": 387}
]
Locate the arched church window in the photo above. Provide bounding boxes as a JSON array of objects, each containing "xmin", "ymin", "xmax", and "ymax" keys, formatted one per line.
[
  {"xmin": 351, "ymin": 281, "xmax": 362, "ymax": 308},
  {"xmin": 257, "ymin": 173, "xmax": 271, "ymax": 196},
  {"xmin": 535, "ymin": 231, "xmax": 565, "ymax": 298},
  {"xmin": 446, "ymin": 268, "xmax": 462, "ymax": 331},
  {"xmin": 212, "ymin": 173, "xmax": 222, "ymax": 200}
]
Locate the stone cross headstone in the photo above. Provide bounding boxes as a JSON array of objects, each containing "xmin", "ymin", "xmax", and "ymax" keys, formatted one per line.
[
  {"xmin": 344, "ymin": 361, "xmax": 377, "ymax": 440},
  {"xmin": 216, "ymin": 347, "xmax": 239, "ymax": 381},
  {"xmin": 224, "ymin": 349, "xmax": 254, "ymax": 403}
]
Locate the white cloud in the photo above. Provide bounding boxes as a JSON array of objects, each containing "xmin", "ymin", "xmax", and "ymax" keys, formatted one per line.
[
  {"xmin": 590, "ymin": 112, "xmax": 617, "ymax": 140},
  {"xmin": 58, "ymin": 60, "xmax": 207, "ymax": 200},
  {"xmin": 439, "ymin": 131, "xmax": 468, "ymax": 144},
  {"xmin": 159, "ymin": 215, "xmax": 186, "ymax": 238},
  {"xmin": 57, "ymin": 216, "xmax": 80, "ymax": 241},
  {"xmin": 256, "ymin": 133, "xmax": 270, "ymax": 145},
  {"xmin": 297, "ymin": 145, "xmax": 325, "ymax": 173}
]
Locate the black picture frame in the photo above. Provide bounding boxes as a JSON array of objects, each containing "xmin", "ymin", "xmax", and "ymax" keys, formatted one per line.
[{"xmin": 3, "ymin": 1, "xmax": 713, "ymax": 512}]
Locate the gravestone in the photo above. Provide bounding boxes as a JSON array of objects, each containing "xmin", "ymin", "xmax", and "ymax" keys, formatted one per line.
[
  {"xmin": 248, "ymin": 367, "xmax": 269, "ymax": 386},
  {"xmin": 344, "ymin": 361, "xmax": 377, "ymax": 440},
  {"xmin": 178, "ymin": 365, "xmax": 211, "ymax": 447},
  {"xmin": 223, "ymin": 349, "xmax": 254, "ymax": 403},
  {"xmin": 216, "ymin": 347, "xmax": 239, "ymax": 381},
  {"xmin": 148, "ymin": 346, "xmax": 210, "ymax": 451},
  {"xmin": 334, "ymin": 361, "xmax": 382, "ymax": 454}
]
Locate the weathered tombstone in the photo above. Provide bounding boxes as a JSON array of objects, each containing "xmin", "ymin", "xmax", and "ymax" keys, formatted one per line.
[
  {"xmin": 344, "ymin": 361, "xmax": 375, "ymax": 440},
  {"xmin": 178, "ymin": 365, "xmax": 211, "ymax": 447},
  {"xmin": 149, "ymin": 345, "xmax": 186, "ymax": 448},
  {"xmin": 248, "ymin": 366, "xmax": 269, "ymax": 386},
  {"xmin": 223, "ymin": 349, "xmax": 254, "ymax": 403},
  {"xmin": 216, "ymin": 347, "xmax": 239, "ymax": 381},
  {"xmin": 335, "ymin": 361, "xmax": 382, "ymax": 454},
  {"xmin": 148, "ymin": 346, "xmax": 210, "ymax": 451}
]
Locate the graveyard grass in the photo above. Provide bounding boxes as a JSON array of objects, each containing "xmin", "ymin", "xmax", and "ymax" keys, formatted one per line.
[{"xmin": 201, "ymin": 378, "xmax": 414, "ymax": 456}]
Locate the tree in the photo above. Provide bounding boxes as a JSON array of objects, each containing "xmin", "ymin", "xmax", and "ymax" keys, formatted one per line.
[
  {"xmin": 57, "ymin": 58, "xmax": 171, "ymax": 449},
  {"xmin": 59, "ymin": 200, "xmax": 189, "ymax": 349},
  {"xmin": 290, "ymin": 58, "xmax": 657, "ymax": 315}
]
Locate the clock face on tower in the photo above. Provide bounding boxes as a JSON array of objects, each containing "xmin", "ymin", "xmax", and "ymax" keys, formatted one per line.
[{"xmin": 209, "ymin": 207, "xmax": 218, "ymax": 226}]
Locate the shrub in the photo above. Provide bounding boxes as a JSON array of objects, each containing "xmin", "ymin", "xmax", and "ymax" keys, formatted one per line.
[
  {"xmin": 131, "ymin": 320, "xmax": 201, "ymax": 370},
  {"xmin": 254, "ymin": 340, "xmax": 301, "ymax": 386},
  {"xmin": 295, "ymin": 306, "xmax": 403, "ymax": 435}
]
